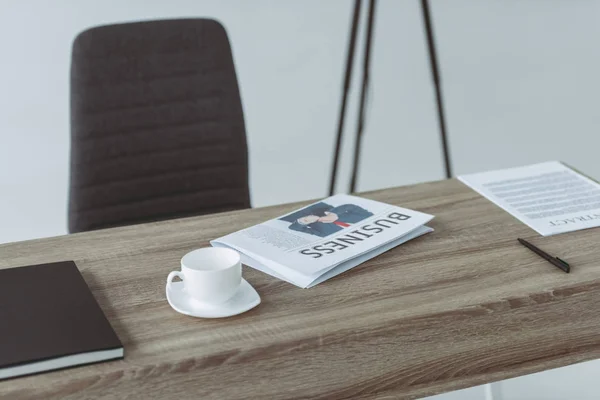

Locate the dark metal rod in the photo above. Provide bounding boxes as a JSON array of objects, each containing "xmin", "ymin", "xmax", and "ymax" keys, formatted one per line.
[
  {"xmin": 329, "ymin": 0, "xmax": 363, "ymax": 196},
  {"xmin": 349, "ymin": 0, "xmax": 377, "ymax": 193},
  {"xmin": 421, "ymin": 0, "xmax": 453, "ymax": 178}
]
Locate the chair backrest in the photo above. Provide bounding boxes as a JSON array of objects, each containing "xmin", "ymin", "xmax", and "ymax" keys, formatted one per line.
[{"xmin": 69, "ymin": 19, "xmax": 250, "ymax": 233}]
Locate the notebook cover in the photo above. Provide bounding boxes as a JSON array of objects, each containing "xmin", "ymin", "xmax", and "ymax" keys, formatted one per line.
[{"xmin": 0, "ymin": 261, "xmax": 123, "ymax": 372}]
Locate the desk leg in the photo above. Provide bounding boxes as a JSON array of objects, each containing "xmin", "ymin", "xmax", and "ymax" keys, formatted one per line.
[{"xmin": 485, "ymin": 382, "xmax": 504, "ymax": 400}]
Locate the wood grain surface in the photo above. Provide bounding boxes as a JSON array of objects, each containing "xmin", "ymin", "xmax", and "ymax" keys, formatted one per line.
[{"xmin": 2, "ymin": 179, "xmax": 600, "ymax": 399}]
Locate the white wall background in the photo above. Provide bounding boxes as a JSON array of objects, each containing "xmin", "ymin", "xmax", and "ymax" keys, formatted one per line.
[
  {"xmin": 431, "ymin": 0, "xmax": 600, "ymax": 178},
  {"xmin": 2, "ymin": 0, "xmax": 600, "ymax": 399}
]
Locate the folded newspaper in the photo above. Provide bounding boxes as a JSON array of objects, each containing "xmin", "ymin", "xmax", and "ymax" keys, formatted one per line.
[{"xmin": 211, "ymin": 194, "xmax": 434, "ymax": 288}]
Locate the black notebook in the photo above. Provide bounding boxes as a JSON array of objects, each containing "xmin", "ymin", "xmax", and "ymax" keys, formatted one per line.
[{"xmin": 0, "ymin": 261, "xmax": 123, "ymax": 380}]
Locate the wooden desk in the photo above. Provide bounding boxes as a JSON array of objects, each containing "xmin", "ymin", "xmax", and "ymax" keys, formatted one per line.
[{"xmin": 2, "ymin": 179, "xmax": 600, "ymax": 399}]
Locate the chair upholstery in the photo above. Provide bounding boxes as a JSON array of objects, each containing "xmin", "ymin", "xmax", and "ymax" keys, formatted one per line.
[{"xmin": 69, "ymin": 19, "xmax": 250, "ymax": 233}]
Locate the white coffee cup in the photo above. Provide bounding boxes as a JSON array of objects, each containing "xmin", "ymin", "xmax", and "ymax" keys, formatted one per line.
[{"xmin": 166, "ymin": 248, "xmax": 242, "ymax": 305}]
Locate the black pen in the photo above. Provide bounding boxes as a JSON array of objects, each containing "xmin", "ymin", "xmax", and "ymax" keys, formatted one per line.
[{"xmin": 517, "ymin": 238, "xmax": 570, "ymax": 273}]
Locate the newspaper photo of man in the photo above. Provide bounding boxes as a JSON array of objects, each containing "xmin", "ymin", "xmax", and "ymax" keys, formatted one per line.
[{"xmin": 280, "ymin": 202, "xmax": 374, "ymax": 238}]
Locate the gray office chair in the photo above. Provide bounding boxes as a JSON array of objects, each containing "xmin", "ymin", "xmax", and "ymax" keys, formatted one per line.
[{"xmin": 69, "ymin": 19, "xmax": 250, "ymax": 233}]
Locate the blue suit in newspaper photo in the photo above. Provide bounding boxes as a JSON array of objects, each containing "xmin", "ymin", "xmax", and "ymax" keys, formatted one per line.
[{"xmin": 280, "ymin": 202, "xmax": 374, "ymax": 238}]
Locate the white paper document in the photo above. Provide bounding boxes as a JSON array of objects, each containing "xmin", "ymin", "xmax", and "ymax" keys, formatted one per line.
[
  {"xmin": 458, "ymin": 161, "xmax": 600, "ymax": 236},
  {"xmin": 212, "ymin": 194, "xmax": 434, "ymax": 288}
]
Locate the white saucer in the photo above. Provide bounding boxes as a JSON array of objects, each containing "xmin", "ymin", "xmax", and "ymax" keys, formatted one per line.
[{"xmin": 166, "ymin": 278, "xmax": 260, "ymax": 318}]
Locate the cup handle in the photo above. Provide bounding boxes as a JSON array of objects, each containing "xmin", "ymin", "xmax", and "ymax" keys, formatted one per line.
[{"xmin": 166, "ymin": 271, "xmax": 184, "ymax": 291}]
